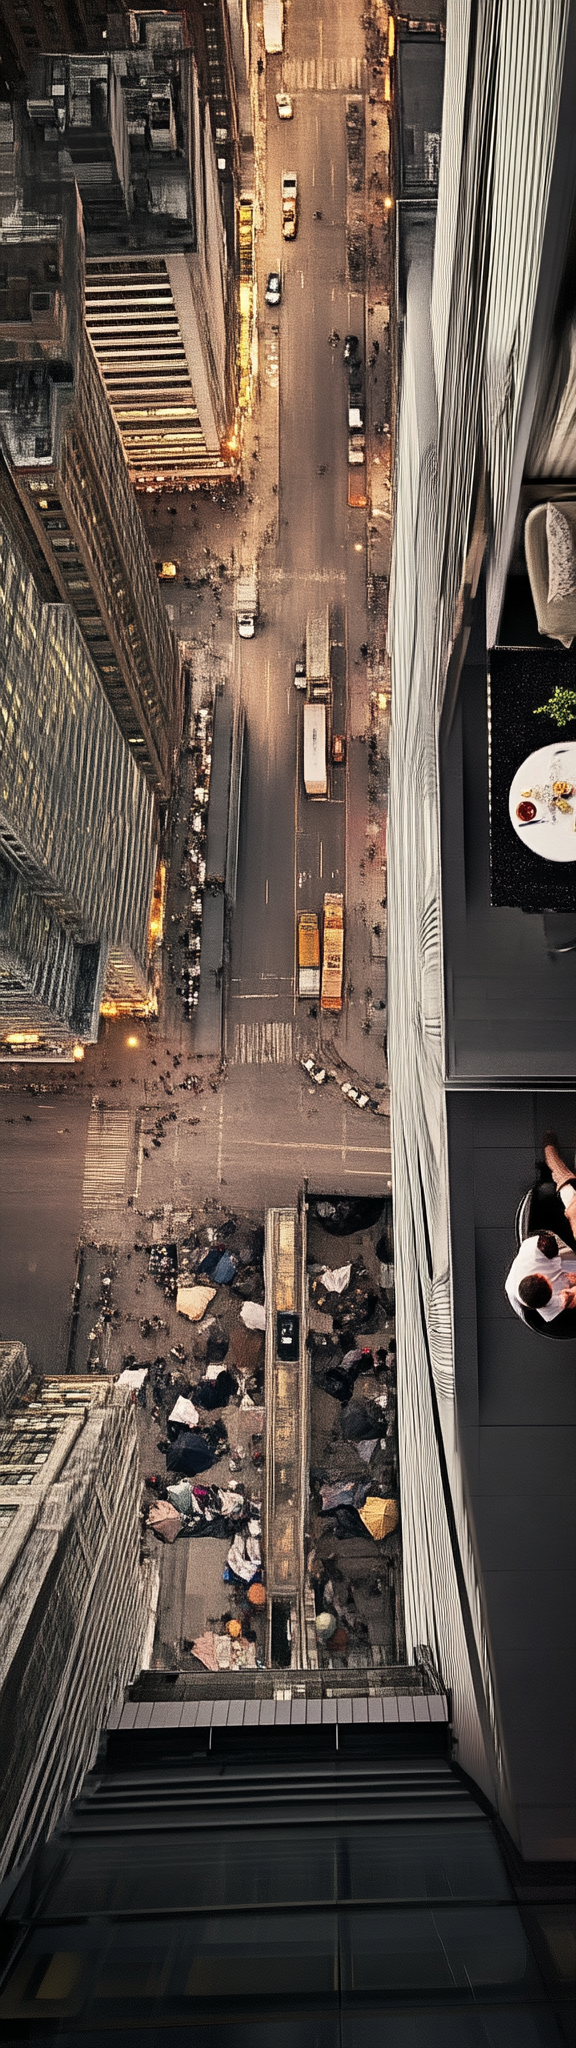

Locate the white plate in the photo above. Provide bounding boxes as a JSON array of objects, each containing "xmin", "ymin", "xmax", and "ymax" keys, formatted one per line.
[{"xmin": 508, "ymin": 741, "xmax": 576, "ymax": 862}]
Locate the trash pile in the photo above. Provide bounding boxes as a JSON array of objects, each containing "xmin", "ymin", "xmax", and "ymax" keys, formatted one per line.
[
  {"xmin": 305, "ymin": 1206, "xmax": 400, "ymax": 1667},
  {"xmin": 148, "ymin": 1242, "xmax": 178, "ymax": 1301},
  {"xmin": 176, "ymin": 705, "xmax": 212, "ymax": 1017},
  {"xmin": 137, "ymin": 1211, "xmax": 267, "ymax": 1537},
  {"xmin": 147, "ymin": 1474, "xmax": 262, "ymax": 1551}
]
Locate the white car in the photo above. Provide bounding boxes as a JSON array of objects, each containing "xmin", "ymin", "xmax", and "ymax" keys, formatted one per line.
[
  {"xmin": 265, "ymin": 270, "xmax": 282, "ymax": 307},
  {"xmin": 275, "ymin": 91, "xmax": 293, "ymax": 119}
]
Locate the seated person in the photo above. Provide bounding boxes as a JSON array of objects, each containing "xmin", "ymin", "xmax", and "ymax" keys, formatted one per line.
[{"xmin": 506, "ymin": 1229, "xmax": 576, "ymax": 1333}]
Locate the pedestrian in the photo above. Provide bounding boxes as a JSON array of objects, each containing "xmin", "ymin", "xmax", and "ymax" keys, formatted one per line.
[{"xmin": 505, "ymin": 1228, "xmax": 576, "ymax": 1333}]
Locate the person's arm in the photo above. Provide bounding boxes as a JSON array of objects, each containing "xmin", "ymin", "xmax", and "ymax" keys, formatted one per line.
[{"xmin": 561, "ymin": 1272, "xmax": 576, "ymax": 1310}]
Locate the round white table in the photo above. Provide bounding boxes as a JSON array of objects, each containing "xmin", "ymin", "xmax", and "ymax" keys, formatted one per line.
[{"xmin": 509, "ymin": 741, "xmax": 576, "ymax": 862}]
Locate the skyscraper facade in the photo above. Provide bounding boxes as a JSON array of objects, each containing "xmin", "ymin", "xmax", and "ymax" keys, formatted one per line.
[
  {"xmin": 0, "ymin": 501, "xmax": 157, "ymax": 1046},
  {"xmin": 0, "ymin": 147, "xmax": 182, "ymax": 796},
  {"xmin": 388, "ymin": 0, "xmax": 576, "ymax": 1863}
]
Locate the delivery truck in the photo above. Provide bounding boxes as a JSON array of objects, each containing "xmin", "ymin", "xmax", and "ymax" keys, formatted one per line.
[
  {"xmin": 303, "ymin": 702, "xmax": 327, "ymax": 797},
  {"xmin": 321, "ymin": 892, "xmax": 344, "ymax": 1012},
  {"xmin": 263, "ymin": 0, "xmax": 283, "ymax": 51},
  {"xmin": 348, "ymin": 461, "xmax": 367, "ymax": 508},
  {"xmin": 297, "ymin": 912, "xmax": 321, "ymax": 998},
  {"xmin": 281, "ymin": 171, "xmax": 298, "ymax": 240},
  {"xmin": 235, "ymin": 564, "xmax": 258, "ymax": 638},
  {"xmin": 306, "ymin": 608, "xmax": 330, "ymax": 699}
]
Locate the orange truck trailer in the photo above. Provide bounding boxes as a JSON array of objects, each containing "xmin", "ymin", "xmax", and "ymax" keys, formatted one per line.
[{"xmin": 321, "ymin": 892, "xmax": 344, "ymax": 1012}]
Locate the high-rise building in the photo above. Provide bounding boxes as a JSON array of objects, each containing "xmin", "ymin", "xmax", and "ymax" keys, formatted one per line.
[
  {"xmin": 389, "ymin": 0, "xmax": 576, "ymax": 1869},
  {"xmin": 0, "ymin": 0, "xmax": 109, "ymax": 87},
  {"xmin": 0, "ymin": 500, "xmax": 157, "ymax": 1047},
  {"xmin": 0, "ymin": 1343, "xmax": 152, "ymax": 1885},
  {"xmin": 0, "ymin": 134, "xmax": 182, "ymax": 796},
  {"xmin": 0, "ymin": 1709, "xmax": 572, "ymax": 2038},
  {"xmin": 19, "ymin": 21, "xmax": 238, "ymax": 491}
]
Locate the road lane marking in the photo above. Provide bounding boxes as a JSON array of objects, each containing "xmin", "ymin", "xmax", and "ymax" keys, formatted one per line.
[
  {"xmin": 217, "ymin": 1098, "xmax": 224, "ymax": 1184},
  {"xmin": 233, "ymin": 1022, "xmax": 294, "ymax": 1063},
  {"xmin": 82, "ymin": 1108, "xmax": 133, "ymax": 1210},
  {"xmin": 319, "ymin": 840, "xmax": 323, "ymax": 878},
  {"xmin": 222, "ymin": 1136, "xmax": 390, "ymax": 1157},
  {"xmin": 265, "ymin": 878, "xmax": 269, "ymax": 905},
  {"xmin": 234, "ymin": 993, "xmax": 279, "ymax": 1000}
]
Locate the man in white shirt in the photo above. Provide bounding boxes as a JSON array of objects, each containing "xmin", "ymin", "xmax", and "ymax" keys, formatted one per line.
[{"xmin": 505, "ymin": 1230, "xmax": 576, "ymax": 1329}]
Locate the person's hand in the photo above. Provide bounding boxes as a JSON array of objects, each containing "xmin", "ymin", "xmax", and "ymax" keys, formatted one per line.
[{"xmin": 561, "ymin": 1283, "xmax": 576, "ymax": 1310}]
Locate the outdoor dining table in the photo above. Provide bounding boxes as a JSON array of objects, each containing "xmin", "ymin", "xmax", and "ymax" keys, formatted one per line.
[
  {"xmin": 489, "ymin": 649, "xmax": 576, "ymax": 911},
  {"xmin": 508, "ymin": 741, "xmax": 576, "ymax": 862}
]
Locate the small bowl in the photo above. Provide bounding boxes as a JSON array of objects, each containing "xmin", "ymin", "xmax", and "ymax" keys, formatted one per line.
[{"xmin": 516, "ymin": 800, "xmax": 537, "ymax": 823}]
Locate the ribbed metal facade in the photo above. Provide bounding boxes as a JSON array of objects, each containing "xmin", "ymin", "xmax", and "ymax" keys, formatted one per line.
[{"xmin": 388, "ymin": 0, "xmax": 574, "ymax": 1824}]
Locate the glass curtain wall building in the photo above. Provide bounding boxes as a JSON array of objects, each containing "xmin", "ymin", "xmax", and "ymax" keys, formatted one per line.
[{"xmin": 0, "ymin": 1721, "xmax": 569, "ymax": 2044}]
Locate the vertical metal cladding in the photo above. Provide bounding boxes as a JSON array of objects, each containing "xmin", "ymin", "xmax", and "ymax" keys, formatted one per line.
[{"xmin": 388, "ymin": 0, "xmax": 572, "ymax": 1820}]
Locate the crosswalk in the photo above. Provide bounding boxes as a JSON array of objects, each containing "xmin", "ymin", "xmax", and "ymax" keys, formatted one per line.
[
  {"xmin": 264, "ymin": 332, "xmax": 279, "ymax": 389},
  {"xmin": 233, "ymin": 1020, "xmax": 294, "ymax": 1065},
  {"xmin": 283, "ymin": 55, "xmax": 368, "ymax": 93},
  {"xmin": 82, "ymin": 1108, "xmax": 134, "ymax": 1211}
]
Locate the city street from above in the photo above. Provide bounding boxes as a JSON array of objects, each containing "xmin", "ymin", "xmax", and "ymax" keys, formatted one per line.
[{"xmin": 0, "ymin": 1, "xmax": 575, "ymax": 2041}]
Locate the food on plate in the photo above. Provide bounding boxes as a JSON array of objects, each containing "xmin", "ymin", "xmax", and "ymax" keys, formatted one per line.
[
  {"xmin": 516, "ymin": 800, "xmax": 537, "ymax": 822},
  {"xmin": 552, "ymin": 780, "xmax": 574, "ymax": 796},
  {"xmin": 552, "ymin": 797, "xmax": 573, "ymax": 813}
]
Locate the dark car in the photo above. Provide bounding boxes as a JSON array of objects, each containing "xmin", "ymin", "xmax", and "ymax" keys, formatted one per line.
[
  {"xmin": 276, "ymin": 1311, "xmax": 299, "ymax": 1361},
  {"xmin": 343, "ymin": 333, "xmax": 359, "ymax": 360},
  {"xmin": 265, "ymin": 270, "xmax": 282, "ymax": 306},
  {"xmin": 294, "ymin": 656, "xmax": 306, "ymax": 690},
  {"xmin": 348, "ymin": 359, "xmax": 363, "ymax": 391}
]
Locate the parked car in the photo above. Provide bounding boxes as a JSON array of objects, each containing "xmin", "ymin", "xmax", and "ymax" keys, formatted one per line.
[
  {"xmin": 155, "ymin": 560, "xmax": 180, "ymax": 580},
  {"xmin": 332, "ymin": 732, "xmax": 345, "ymax": 763},
  {"xmin": 294, "ymin": 656, "xmax": 306, "ymax": 689},
  {"xmin": 343, "ymin": 334, "xmax": 359, "ymax": 360},
  {"xmin": 275, "ymin": 91, "xmax": 293, "ymax": 118},
  {"xmin": 265, "ymin": 269, "xmax": 282, "ymax": 306}
]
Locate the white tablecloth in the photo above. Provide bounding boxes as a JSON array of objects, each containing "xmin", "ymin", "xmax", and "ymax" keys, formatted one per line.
[{"xmin": 509, "ymin": 741, "xmax": 576, "ymax": 862}]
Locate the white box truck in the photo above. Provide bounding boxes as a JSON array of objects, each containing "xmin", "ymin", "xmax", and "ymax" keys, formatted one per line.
[
  {"xmin": 263, "ymin": 0, "xmax": 283, "ymax": 52},
  {"xmin": 303, "ymin": 703, "xmax": 327, "ymax": 797},
  {"xmin": 235, "ymin": 565, "xmax": 258, "ymax": 638}
]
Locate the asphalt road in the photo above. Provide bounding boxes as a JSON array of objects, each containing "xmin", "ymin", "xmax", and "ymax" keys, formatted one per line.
[
  {"xmin": 0, "ymin": 5, "xmax": 385, "ymax": 1375},
  {"xmin": 228, "ymin": 46, "xmax": 367, "ymax": 1046},
  {"xmin": 0, "ymin": 1092, "xmax": 90, "ymax": 1373}
]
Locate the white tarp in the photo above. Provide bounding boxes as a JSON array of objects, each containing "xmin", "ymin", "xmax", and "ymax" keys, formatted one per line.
[
  {"xmin": 117, "ymin": 1367, "xmax": 148, "ymax": 1389},
  {"xmin": 240, "ymin": 1300, "xmax": 266, "ymax": 1331},
  {"xmin": 169, "ymin": 1396, "xmax": 200, "ymax": 1429},
  {"xmin": 320, "ymin": 1264, "xmax": 352, "ymax": 1294}
]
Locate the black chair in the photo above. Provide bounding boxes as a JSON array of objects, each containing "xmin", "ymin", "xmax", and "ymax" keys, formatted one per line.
[
  {"xmin": 543, "ymin": 910, "xmax": 576, "ymax": 957},
  {"xmin": 514, "ymin": 1178, "xmax": 576, "ymax": 1338}
]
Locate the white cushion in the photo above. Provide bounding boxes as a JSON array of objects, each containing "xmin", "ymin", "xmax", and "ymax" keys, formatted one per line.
[{"xmin": 546, "ymin": 501, "xmax": 576, "ymax": 604}]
